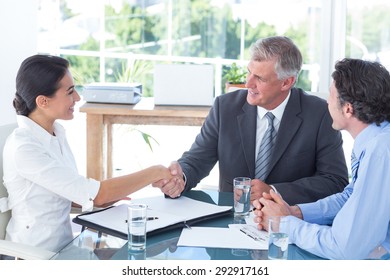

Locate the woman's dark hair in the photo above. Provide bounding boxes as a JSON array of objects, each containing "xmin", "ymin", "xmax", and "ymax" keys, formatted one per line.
[
  {"xmin": 332, "ymin": 58, "xmax": 390, "ymax": 125},
  {"xmin": 13, "ymin": 55, "xmax": 69, "ymax": 116}
]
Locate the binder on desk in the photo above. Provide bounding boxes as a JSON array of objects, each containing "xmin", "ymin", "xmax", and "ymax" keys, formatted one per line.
[{"xmin": 73, "ymin": 196, "xmax": 232, "ymax": 240}]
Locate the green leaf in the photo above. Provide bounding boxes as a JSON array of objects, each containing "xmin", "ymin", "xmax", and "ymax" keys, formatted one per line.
[
  {"xmin": 134, "ymin": 128, "xmax": 159, "ymax": 152},
  {"xmin": 223, "ymin": 62, "xmax": 246, "ymax": 84}
]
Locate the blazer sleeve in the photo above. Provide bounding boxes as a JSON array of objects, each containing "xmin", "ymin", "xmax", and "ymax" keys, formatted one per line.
[{"xmin": 178, "ymin": 98, "xmax": 221, "ymax": 191}]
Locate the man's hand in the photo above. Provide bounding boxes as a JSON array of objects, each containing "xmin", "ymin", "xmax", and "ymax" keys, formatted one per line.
[
  {"xmin": 152, "ymin": 161, "xmax": 185, "ymax": 198},
  {"xmin": 250, "ymin": 178, "xmax": 272, "ymax": 202},
  {"xmin": 253, "ymin": 190, "xmax": 292, "ymax": 231}
]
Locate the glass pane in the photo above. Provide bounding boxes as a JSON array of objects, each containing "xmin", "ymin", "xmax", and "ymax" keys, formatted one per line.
[
  {"xmin": 38, "ymin": 0, "xmax": 62, "ymax": 52},
  {"xmin": 104, "ymin": 58, "xmax": 155, "ymax": 97},
  {"xmin": 105, "ymin": 57, "xmax": 123, "ymax": 83},
  {"xmin": 241, "ymin": 0, "xmax": 323, "ymax": 92},
  {"xmin": 66, "ymin": 55, "xmax": 100, "ymax": 85},
  {"xmin": 346, "ymin": 0, "xmax": 390, "ymax": 69},
  {"xmin": 170, "ymin": 0, "xmax": 237, "ymax": 59},
  {"xmin": 38, "ymin": 0, "xmax": 101, "ymax": 51},
  {"xmin": 104, "ymin": 1, "xmax": 167, "ymax": 55}
]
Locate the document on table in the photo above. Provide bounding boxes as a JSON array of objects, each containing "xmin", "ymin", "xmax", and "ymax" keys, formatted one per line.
[
  {"xmin": 74, "ymin": 195, "xmax": 232, "ymax": 239},
  {"xmin": 177, "ymin": 225, "xmax": 268, "ymax": 250}
]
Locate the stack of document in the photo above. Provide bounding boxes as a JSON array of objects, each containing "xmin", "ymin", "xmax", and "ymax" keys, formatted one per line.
[
  {"xmin": 73, "ymin": 196, "xmax": 232, "ymax": 239},
  {"xmin": 82, "ymin": 82, "xmax": 142, "ymax": 104}
]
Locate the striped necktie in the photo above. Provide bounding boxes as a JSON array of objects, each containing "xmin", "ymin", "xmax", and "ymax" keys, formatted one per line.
[
  {"xmin": 351, "ymin": 151, "xmax": 359, "ymax": 182},
  {"xmin": 255, "ymin": 112, "xmax": 277, "ymax": 180}
]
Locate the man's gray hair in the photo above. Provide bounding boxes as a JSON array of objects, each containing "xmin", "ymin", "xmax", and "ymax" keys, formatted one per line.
[{"xmin": 250, "ymin": 36, "xmax": 302, "ymax": 80}]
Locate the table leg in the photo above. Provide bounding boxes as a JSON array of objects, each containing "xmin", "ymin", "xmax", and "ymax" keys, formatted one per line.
[
  {"xmin": 106, "ymin": 123, "xmax": 113, "ymax": 179},
  {"xmin": 86, "ymin": 114, "xmax": 105, "ymax": 181}
]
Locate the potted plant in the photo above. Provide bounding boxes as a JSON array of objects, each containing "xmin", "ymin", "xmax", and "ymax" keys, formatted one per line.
[{"xmin": 223, "ymin": 62, "xmax": 247, "ymax": 93}]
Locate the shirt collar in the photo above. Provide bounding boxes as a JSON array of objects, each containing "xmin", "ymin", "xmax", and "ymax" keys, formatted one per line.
[
  {"xmin": 16, "ymin": 115, "xmax": 66, "ymax": 147},
  {"xmin": 353, "ymin": 121, "xmax": 389, "ymax": 158},
  {"xmin": 257, "ymin": 91, "xmax": 291, "ymax": 121}
]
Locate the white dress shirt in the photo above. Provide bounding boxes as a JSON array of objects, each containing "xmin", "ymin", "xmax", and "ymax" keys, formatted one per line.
[
  {"xmin": 255, "ymin": 92, "xmax": 290, "ymax": 192},
  {"xmin": 255, "ymin": 92, "xmax": 290, "ymax": 157},
  {"xmin": 1, "ymin": 116, "xmax": 100, "ymax": 252}
]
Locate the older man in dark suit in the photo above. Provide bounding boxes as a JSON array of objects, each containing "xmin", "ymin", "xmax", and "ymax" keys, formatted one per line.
[{"xmin": 154, "ymin": 36, "xmax": 348, "ymax": 205}]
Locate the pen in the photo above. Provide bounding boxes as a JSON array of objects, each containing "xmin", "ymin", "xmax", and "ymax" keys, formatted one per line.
[
  {"xmin": 125, "ymin": 217, "xmax": 159, "ymax": 223},
  {"xmin": 240, "ymin": 228, "xmax": 266, "ymax": 242},
  {"xmin": 184, "ymin": 223, "xmax": 192, "ymax": 230}
]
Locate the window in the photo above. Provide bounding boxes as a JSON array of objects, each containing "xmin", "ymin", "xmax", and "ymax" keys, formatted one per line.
[
  {"xmin": 38, "ymin": 0, "xmax": 388, "ymax": 98},
  {"xmin": 346, "ymin": 0, "xmax": 390, "ymax": 70}
]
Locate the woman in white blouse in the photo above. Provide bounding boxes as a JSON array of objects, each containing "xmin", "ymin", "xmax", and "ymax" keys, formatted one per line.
[{"xmin": 1, "ymin": 55, "xmax": 179, "ymax": 252}]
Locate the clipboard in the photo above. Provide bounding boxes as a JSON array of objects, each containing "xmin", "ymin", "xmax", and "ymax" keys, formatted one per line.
[{"xmin": 73, "ymin": 196, "xmax": 232, "ymax": 240}]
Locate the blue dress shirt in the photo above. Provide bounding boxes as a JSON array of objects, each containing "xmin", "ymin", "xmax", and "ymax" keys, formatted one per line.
[{"xmin": 285, "ymin": 121, "xmax": 390, "ymax": 259}]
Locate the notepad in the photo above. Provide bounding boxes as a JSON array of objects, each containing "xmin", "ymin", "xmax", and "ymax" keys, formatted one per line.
[
  {"xmin": 177, "ymin": 227, "xmax": 268, "ymax": 250},
  {"xmin": 73, "ymin": 196, "xmax": 232, "ymax": 240}
]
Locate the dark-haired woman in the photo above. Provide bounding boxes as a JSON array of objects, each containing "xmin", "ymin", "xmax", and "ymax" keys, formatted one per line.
[{"xmin": 1, "ymin": 55, "xmax": 177, "ymax": 252}]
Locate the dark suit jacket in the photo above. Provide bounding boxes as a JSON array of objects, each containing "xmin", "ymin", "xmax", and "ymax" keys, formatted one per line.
[{"xmin": 178, "ymin": 88, "xmax": 349, "ymax": 205}]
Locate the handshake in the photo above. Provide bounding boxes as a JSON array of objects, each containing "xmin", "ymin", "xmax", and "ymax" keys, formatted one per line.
[{"xmin": 152, "ymin": 161, "xmax": 185, "ymax": 198}]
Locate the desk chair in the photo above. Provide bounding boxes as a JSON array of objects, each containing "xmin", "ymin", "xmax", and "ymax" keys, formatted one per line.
[{"xmin": 0, "ymin": 123, "xmax": 55, "ymax": 260}]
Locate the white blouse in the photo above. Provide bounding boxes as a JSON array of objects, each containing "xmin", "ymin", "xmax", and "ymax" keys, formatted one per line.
[{"xmin": 1, "ymin": 116, "xmax": 100, "ymax": 252}]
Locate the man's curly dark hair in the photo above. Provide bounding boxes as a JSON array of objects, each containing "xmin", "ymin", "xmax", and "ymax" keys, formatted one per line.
[{"xmin": 332, "ymin": 58, "xmax": 390, "ymax": 125}]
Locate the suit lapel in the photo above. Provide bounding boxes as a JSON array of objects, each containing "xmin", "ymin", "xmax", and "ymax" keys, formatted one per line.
[
  {"xmin": 237, "ymin": 102, "xmax": 257, "ymax": 178},
  {"xmin": 268, "ymin": 89, "xmax": 303, "ymax": 173}
]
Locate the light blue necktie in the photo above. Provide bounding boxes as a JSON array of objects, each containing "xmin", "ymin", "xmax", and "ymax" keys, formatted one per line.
[
  {"xmin": 255, "ymin": 112, "xmax": 277, "ymax": 180},
  {"xmin": 351, "ymin": 151, "xmax": 359, "ymax": 182}
]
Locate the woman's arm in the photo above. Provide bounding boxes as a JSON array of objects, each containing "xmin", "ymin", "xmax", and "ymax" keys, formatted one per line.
[{"xmin": 94, "ymin": 165, "xmax": 173, "ymax": 206}]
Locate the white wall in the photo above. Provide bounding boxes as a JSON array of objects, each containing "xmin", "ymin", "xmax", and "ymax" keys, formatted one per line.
[{"xmin": 0, "ymin": 0, "xmax": 38, "ymax": 126}]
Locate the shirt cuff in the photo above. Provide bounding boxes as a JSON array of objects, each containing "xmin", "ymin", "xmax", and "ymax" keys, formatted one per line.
[
  {"xmin": 269, "ymin": 184, "xmax": 278, "ymax": 193},
  {"xmin": 0, "ymin": 197, "xmax": 9, "ymax": 212},
  {"xmin": 81, "ymin": 179, "xmax": 100, "ymax": 212},
  {"xmin": 297, "ymin": 202, "xmax": 321, "ymax": 222}
]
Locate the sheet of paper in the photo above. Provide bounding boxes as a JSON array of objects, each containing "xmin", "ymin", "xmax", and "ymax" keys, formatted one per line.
[
  {"xmin": 131, "ymin": 195, "xmax": 231, "ymax": 222},
  {"xmin": 245, "ymin": 211, "xmax": 257, "ymax": 225},
  {"xmin": 228, "ymin": 224, "xmax": 268, "ymax": 243},
  {"xmin": 177, "ymin": 226, "xmax": 268, "ymax": 250}
]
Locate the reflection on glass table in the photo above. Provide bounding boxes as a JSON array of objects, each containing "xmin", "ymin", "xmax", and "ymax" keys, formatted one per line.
[{"xmin": 51, "ymin": 190, "xmax": 326, "ymax": 260}]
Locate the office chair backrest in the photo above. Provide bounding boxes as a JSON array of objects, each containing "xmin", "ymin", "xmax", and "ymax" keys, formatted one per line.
[{"xmin": 0, "ymin": 123, "xmax": 17, "ymax": 240}]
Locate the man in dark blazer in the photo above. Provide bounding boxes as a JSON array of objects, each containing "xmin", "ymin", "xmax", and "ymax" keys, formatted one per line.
[{"xmin": 154, "ymin": 36, "xmax": 348, "ymax": 205}]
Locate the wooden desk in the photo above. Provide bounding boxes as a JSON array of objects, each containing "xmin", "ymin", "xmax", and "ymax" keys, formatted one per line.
[{"xmin": 79, "ymin": 98, "xmax": 211, "ymax": 181}]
